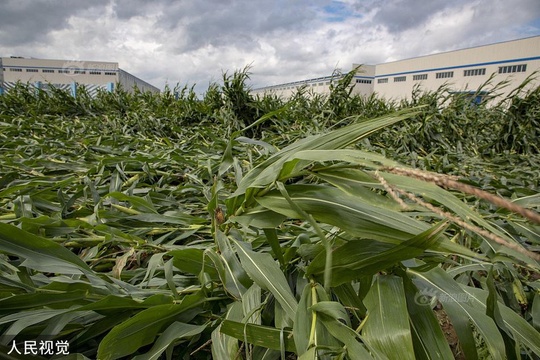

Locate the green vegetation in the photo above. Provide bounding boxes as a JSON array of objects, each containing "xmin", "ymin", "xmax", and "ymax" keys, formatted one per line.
[{"xmin": 0, "ymin": 69, "xmax": 539, "ymax": 359}]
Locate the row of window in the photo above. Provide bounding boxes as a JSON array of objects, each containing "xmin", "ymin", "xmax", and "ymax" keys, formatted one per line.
[
  {"xmin": 355, "ymin": 79, "xmax": 373, "ymax": 84},
  {"xmin": 377, "ymin": 63, "xmax": 528, "ymax": 84},
  {"xmin": 499, "ymin": 64, "xmax": 527, "ymax": 73},
  {"xmin": 464, "ymin": 68, "xmax": 486, "ymax": 76},
  {"xmin": 5, "ymin": 68, "xmax": 116, "ymax": 75},
  {"xmin": 258, "ymin": 62, "xmax": 531, "ymax": 91},
  {"xmin": 269, "ymin": 80, "xmax": 340, "ymax": 92},
  {"xmin": 435, "ymin": 71, "xmax": 454, "ymax": 79}
]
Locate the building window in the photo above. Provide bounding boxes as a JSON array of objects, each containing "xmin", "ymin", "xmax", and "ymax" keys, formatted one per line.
[
  {"xmin": 9, "ymin": 68, "xmax": 22, "ymax": 72},
  {"xmin": 89, "ymin": 71, "xmax": 102, "ymax": 75},
  {"xmin": 58, "ymin": 69, "xmax": 70, "ymax": 74},
  {"xmin": 104, "ymin": 72, "xmax": 116, "ymax": 76},
  {"xmin": 436, "ymin": 71, "xmax": 454, "ymax": 79},
  {"xmin": 394, "ymin": 76, "xmax": 406, "ymax": 82},
  {"xmin": 42, "ymin": 69, "xmax": 55, "ymax": 73},
  {"xmin": 413, "ymin": 74, "xmax": 428, "ymax": 81},
  {"xmin": 464, "ymin": 68, "xmax": 486, "ymax": 76},
  {"xmin": 498, "ymin": 64, "xmax": 527, "ymax": 74},
  {"xmin": 377, "ymin": 78, "xmax": 388, "ymax": 84},
  {"xmin": 26, "ymin": 68, "xmax": 38, "ymax": 72},
  {"xmin": 74, "ymin": 70, "xmax": 86, "ymax": 74},
  {"xmin": 356, "ymin": 79, "xmax": 373, "ymax": 84}
]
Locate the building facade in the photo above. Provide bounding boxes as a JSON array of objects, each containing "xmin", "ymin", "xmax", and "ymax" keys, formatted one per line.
[
  {"xmin": 0, "ymin": 57, "xmax": 159, "ymax": 95},
  {"xmin": 252, "ymin": 36, "xmax": 540, "ymax": 101}
]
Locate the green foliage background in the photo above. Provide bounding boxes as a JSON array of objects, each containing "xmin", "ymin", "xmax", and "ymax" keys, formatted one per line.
[{"xmin": 0, "ymin": 69, "xmax": 539, "ymax": 359}]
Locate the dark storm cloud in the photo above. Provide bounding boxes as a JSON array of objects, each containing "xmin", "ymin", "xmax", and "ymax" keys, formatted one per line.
[
  {"xmin": 112, "ymin": 0, "xmax": 156, "ymax": 20},
  {"xmin": 0, "ymin": 0, "xmax": 109, "ymax": 46},
  {"xmin": 371, "ymin": 0, "xmax": 450, "ymax": 33},
  {"xmin": 148, "ymin": 0, "xmax": 323, "ymax": 52}
]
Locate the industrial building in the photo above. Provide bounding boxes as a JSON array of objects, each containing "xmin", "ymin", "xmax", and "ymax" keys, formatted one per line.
[
  {"xmin": 252, "ymin": 36, "xmax": 540, "ymax": 101},
  {"xmin": 0, "ymin": 57, "xmax": 159, "ymax": 95}
]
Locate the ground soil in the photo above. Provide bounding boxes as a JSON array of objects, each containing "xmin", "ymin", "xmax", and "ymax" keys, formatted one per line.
[{"xmin": 435, "ymin": 306, "xmax": 465, "ymax": 360}]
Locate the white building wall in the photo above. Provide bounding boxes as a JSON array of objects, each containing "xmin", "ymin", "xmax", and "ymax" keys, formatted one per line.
[
  {"xmin": 252, "ymin": 65, "xmax": 374, "ymax": 99},
  {"xmin": 252, "ymin": 74, "xmax": 337, "ymax": 98},
  {"xmin": 118, "ymin": 69, "xmax": 160, "ymax": 93},
  {"xmin": 1, "ymin": 57, "xmax": 118, "ymax": 86},
  {"xmin": 351, "ymin": 64, "xmax": 375, "ymax": 97},
  {"xmin": 374, "ymin": 36, "xmax": 540, "ymax": 100},
  {"xmin": 252, "ymin": 36, "xmax": 540, "ymax": 102},
  {"xmin": 0, "ymin": 57, "xmax": 159, "ymax": 94}
]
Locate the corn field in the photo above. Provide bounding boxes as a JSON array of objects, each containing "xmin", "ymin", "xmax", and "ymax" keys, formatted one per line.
[{"xmin": 0, "ymin": 69, "xmax": 539, "ymax": 359}]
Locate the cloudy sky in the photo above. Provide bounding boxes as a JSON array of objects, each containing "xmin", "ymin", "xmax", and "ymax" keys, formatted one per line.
[{"xmin": 1, "ymin": 0, "xmax": 540, "ymax": 94}]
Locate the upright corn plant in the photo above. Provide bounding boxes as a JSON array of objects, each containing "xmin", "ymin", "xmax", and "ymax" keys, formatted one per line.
[{"xmin": 213, "ymin": 109, "xmax": 540, "ymax": 359}]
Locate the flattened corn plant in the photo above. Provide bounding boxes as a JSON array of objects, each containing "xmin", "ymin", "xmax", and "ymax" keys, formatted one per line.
[{"xmin": 0, "ymin": 70, "xmax": 539, "ymax": 360}]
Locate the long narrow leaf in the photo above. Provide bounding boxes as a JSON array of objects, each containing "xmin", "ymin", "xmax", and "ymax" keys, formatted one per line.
[
  {"xmin": 132, "ymin": 322, "xmax": 207, "ymax": 360},
  {"xmin": 307, "ymin": 222, "xmax": 447, "ymax": 285},
  {"xmin": 232, "ymin": 240, "xmax": 298, "ymax": 321},
  {"xmin": 409, "ymin": 267, "xmax": 506, "ymax": 359},
  {"xmin": 220, "ymin": 320, "xmax": 296, "ymax": 352},
  {"xmin": 97, "ymin": 291, "xmax": 207, "ymax": 360},
  {"xmin": 362, "ymin": 275, "xmax": 415, "ymax": 360},
  {"xmin": 0, "ymin": 223, "xmax": 92, "ymax": 275}
]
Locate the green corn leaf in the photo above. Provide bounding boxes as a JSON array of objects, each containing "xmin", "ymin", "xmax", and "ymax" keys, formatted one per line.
[
  {"xmin": 168, "ymin": 248, "xmax": 219, "ymax": 279},
  {"xmin": 293, "ymin": 283, "xmax": 313, "ymax": 355},
  {"xmin": 379, "ymin": 172, "xmax": 537, "ymax": 265},
  {"xmin": 97, "ymin": 291, "xmax": 207, "ymax": 360},
  {"xmin": 231, "ymin": 206, "xmax": 287, "ymax": 228},
  {"xmin": 105, "ymin": 192, "xmax": 158, "ymax": 213},
  {"xmin": 70, "ymin": 312, "xmax": 136, "ymax": 350},
  {"xmin": 215, "ymin": 229, "xmax": 252, "ymax": 297},
  {"xmin": 0, "ymin": 222, "xmax": 92, "ymax": 275},
  {"xmin": 0, "ymin": 308, "xmax": 74, "ymax": 345},
  {"xmin": 256, "ymin": 184, "xmax": 428, "ymax": 243},
  {"xmin": 242, "ymin": 283, "xmax": 262, "ymax": 325},
  {"xmin": 294, "ymin": 148, "xmax": 401, "ymax": 169},
  {"xmin": 532, "ymin": 293, "xmax": 540, "ymax": 331},
  {"xmin": 132, "ymin": 322, "xmax": 207, "ymax": 360},
  {"xmin": 0, "ymin": 290, "xmax": 89, "ymax": 313},
  {"xmin": 307, "ymin": 222, "xmax": 447, "ymax": 285},
  {"xmin": 263, "ymin": 228, "xmax": 285, "ymax": 267},
  {"xmin": 298, "ymin": 347, "xmax": 317, "ymax": 360},
  {"xmin": 231, "ymin": 108, "xmax": 420, "ymax": 198},
  {"xmin": 313, "ymin": 304, "xmax": 374, "ymax": 359},
  {"xmin": 220, "ymin": 320, "xmax": 296, "ymax": 352},
  {"xmin": 362, "ymin": 275, "xmax": 415, "ymax": 360},
  {"xmin": 211, "ymin": 302, "xmax": 243, "ymax": 359},
  {"xmin": 409, "ymin": 267, "xmax": 506, "ymax": 359},
  {"xmin": 74, "ymin": 294, "xmax": 173, "ymax": 313},
  {"xmin": 464, "ymin": 285, "xmax": 540, "ymax": 357},
  {"xmin": 232, "ymin": 239, "xmax": 298, "ymax": 322},
  {"xmin": 401, "ymin": 273, "xmax": 455, "ymax": 360}
]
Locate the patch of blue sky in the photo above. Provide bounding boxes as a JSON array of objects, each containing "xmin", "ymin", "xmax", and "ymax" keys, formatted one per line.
[
  {"xmin": 526, "ymin": 17, "xmax": 540, "ymax": 30},
  {"xmin": 516, "ymin": 17, "xmax": 540, "ymax": 36},
  {"xmin": 323, "ymin": 1, "xmax": 362, "ymax": 22}
]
